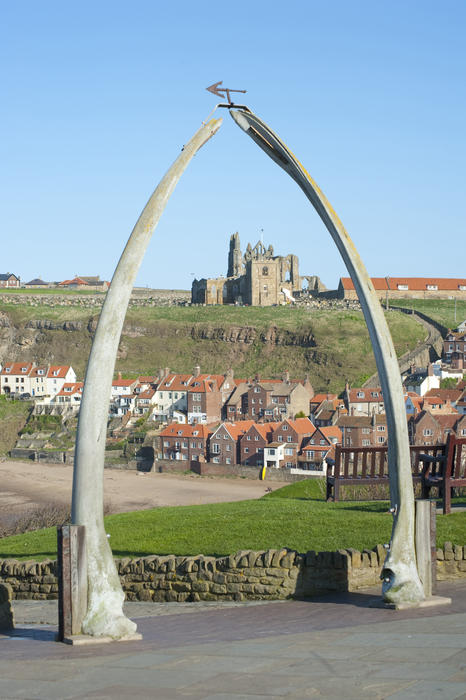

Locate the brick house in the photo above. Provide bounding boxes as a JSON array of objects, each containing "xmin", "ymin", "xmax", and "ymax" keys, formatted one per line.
[
  {"xmin": 298, "ymin": 425, "xmax": 342, "ymax": 470},
  {"xmin": 408, "ymin": 411, "xmax": 466, "ymax": 445},
  {"xmin": 264, "ymin": 417, "xmax": 314, "ymax": 468},
  {"xmin": 337, "ymin": 413, "xmax": 388, "ymax": 448},
  {"xmin": 225, "ymin": 375, "xmax": 313, "ymax": 422},
  {"xmin": 187, "ymin": 373, "xmax": 224, "ymax": 424},
  {"xmin": 158, "ymin": 423, "xmax": 212, "ymax": 463},
  {"xmin": 209, "ymin": 420, "xmax": 255, "ymax": 465},
  {"xmin": 239, "ymin": 422, "xmax": 279, "ymax": 466}
]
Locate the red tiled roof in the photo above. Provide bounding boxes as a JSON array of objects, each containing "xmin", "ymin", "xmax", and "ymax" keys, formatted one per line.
[
  {"xmin": 56, "ymin": 382, "xmax": 83, "ymax": 396},
  {"xmin": 341, "ymin": 277, "xmax": 466, "ymax": 291},
  {"xmin": 112, "ymin": 379, "xmax": 137, "ymax": 387},
  {"xmin": 47, "ymin": 365, "xmax": 71, "ymax": 379},
  {"xmin": 0, "ymin": 362, "xmax": 34, "ymax": 376},
  {"xmin": 160, "ymin": 423, "xmax": 214, "ymax": 439},
  {"xmin": 347, "ymin": 388, "xmax": 383, "ymax": 403}
]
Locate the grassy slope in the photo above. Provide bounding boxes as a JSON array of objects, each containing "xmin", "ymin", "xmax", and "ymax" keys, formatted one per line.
[
  {"xmin": 0, "ymin": 396, "xmax": 32, "ymax": 455},
  {"xmin": 0, "ymin": 301, "xmax": 427, "ymax": 392},
  {"xmin": 1, "ymin": 479, "xmax": 464, "ymax": 561},
  {"xmin": 388, "ymin": 298, "xmax": 466, "ymax": 331}
]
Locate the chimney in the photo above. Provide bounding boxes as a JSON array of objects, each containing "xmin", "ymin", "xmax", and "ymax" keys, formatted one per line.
[
  {"xmin": 225, "ymin": 368, "xmax": 234, "ymax": 380},
  {"xmin": 158, "ymin": 368, "xmax": 165, "ymax": 380},
  {"xmin": 283, "ymin": 370, "xmax": 290, "ymax": 383},
  {"xmin": 428, "ymin": 363, "xmax": 434, "ymax": 377},
  {"xmin": 118, "ymin": 371, "xmax": 122, "ymax": 380},
  {"xmin": 193, "ymin": 365, "xmax": 201, "ymax": 377}
]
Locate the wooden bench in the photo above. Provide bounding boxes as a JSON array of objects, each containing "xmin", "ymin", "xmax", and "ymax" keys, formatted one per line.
[
  {"xmin": 420, "ymin": 435, "xmax": 466, "ymax": 514},
  {"xmin": 326, "ymin": 444, "xmax": 444, "ymax": 502}
]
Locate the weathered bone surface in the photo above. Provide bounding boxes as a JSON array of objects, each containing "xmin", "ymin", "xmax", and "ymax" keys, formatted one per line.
[
  {"xmin": 230, "ymin": 108, "xmax": 424, "ymax": 605},
  {"xmin": 72, "ymin": 118, "xmax": 222, "ymax": 638}
]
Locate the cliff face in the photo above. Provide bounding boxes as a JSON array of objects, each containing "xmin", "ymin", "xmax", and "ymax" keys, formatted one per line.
[{"xmin": 0, "ymin": 305, "xmax": 428, "ymax": 393}]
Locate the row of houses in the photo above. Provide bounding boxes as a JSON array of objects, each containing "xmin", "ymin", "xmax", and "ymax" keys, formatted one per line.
[
  {"xmin": 158, "ymin": 417, "xmax": 341, "ymax": 471},
  {"xmin": 0, "ymin": 273, "xmax": 109, "ymax": 290},
  {"xmin": 0, "ymin": 362, "xmax": 76, "ymax": 397}
]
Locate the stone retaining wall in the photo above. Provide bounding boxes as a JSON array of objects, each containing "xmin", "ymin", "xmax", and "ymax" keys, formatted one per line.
[{"xmin": 1, "ymin": 543, "xmax": 464, "ymax": 602}]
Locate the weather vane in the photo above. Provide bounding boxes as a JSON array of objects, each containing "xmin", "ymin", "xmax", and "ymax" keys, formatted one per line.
[{"xmin": 206, "ymin": 81, "xmax": 247, "ymax": 106}]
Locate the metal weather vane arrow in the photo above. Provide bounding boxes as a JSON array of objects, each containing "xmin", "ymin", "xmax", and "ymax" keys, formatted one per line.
[{"xmin": 206, "ymin": 81, "xmax": 247, "ymax": 105}]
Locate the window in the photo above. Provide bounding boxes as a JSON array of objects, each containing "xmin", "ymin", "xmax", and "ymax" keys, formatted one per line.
[
  {"xmin": 182, "ymin": 441, "xmax": 188, "ymax": 448},
  {"xmin": 377, "ymin": 436, "xmax": 385, "ymax": 443},
  {"xmin": 265, "ymin": 409, "xmax": 273, "ymax": 415},
  {"xmin": 320, "ymin": 439, "xmax": 326, "ymax": 445},
  {"xmin": 377, "ymin": 426, "xmax": 386, "ymax": 432},
  {"xmin": 252, "ymin": 408, "xmax": 255, "ymax": 415},
  {"xmin": 262, "ymin": 266, "xmax": 268, "ymax": 275},
  {"xmin": 223, "ymin": 434, "xmax": 228, "ymax": 440},
  {"xmin": 287, "ymin": 436, "xmax": 292, "ymax": 443},
  {"xmin": 371, "ymin": 392, "xmax": 379, "ymax": 398},
  {"xmin": 229, "ymin": 406, "xmax": 235, "ymax": 412},
  {"xmin": 226, "ymin": 458, "xmax": 231, "ymax": 464},
  {"xmin": 307, "ymin": 450, "xmax": 315, "ymax": 458},
  {"xmin": 362, "ymin": 428, "xmax": 370, "ymax": 434},
  {"xmin": 174, "ymin": 393, "xmax": 178, "ymax": 400},
  {"xmin": 285, "ymin": 448, "xmax": 293, "ymax": 455},
  {"xmin": 193, "ymin": 430, "xmax": 199, "ymax": 436},
  {"xmin": 426, "ymin": 285, "xmax": 438, "ymax": 290},
  {"xmin": 191, "ymin": 442, "xmax": 196, "ymax": 448},
  {"xmin": 211, "ymin": 443, "xmax": 220, "ymax": 454},
  {"xmin": 246, "ymin": 435, "xmax": 251, "ymax": 440},
  {"xmin": 272, "ymin": 398, "xmax": 278, "ymax": 404},
  {"xmin": 244, "ymin": 447, "xmax": 249, "ymax": 453},
  {"xmin": 226, "ymin": 444, "xmax": 231, "ymax": 451},
  {"xmin": 423, "ymin": 429, "xmax": 433, "ymax": 436},
  {"xmin": 282, "ymin": 425, "xmax": 288, "ymax": 431},
  {"xmin": 459, "ymin": 285, "xmax": 466, "ymax": 291},
  {"xmin": 213, "ymin": 457, "xmax": 220, "ymax": 464},
  {"xmin": 362, "ymin": 439, "xmax": 371, "ymax": 446},
  {"xmin": 254, "ymin": 435, "xmax": 259, "ymax": 441},
  {"xmin": 163, "ymin": 441, "xmax": 170, "ymax": 447},
  {"xmin": 269, "ymin": 449, "xmax": 275, "ymax": 455},
  {"xmin": 193, "ymin": 393, "xmax": 201, "ymax": 401},
  {"xmin": 397, "ymin": 284, "xmax": 409, "ymax": 290},
  {"xmin": 277, "ymin": 435, "xmax": 283, "ymax": 442},
  {"xmin": 254, "ymin": 387, "xmax": 260, "ymax": 393},
  {"xmin": 357, "ymin": 392, "xmax": 364, "ymax": 398},
  {"xmin": 286, "ymin": 462, "xmax": 293, "ymax": 467}
]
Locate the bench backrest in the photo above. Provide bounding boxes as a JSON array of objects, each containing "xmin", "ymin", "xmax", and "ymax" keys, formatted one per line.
[
  {"xmin": 333, "ymin": 444, "xmax": 445, "ymax": 479},
  {"xmin": 445, "ymin": 436, "xmax": 466, "ymax": 481}
]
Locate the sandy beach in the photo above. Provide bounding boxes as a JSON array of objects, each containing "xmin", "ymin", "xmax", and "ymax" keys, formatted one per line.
[{"xmin": 0, "ymin": 459, "xmax": 274, "ymax": 515}]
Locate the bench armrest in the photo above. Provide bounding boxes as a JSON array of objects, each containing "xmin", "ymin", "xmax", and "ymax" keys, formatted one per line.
[{"xmin": 418, "ymin": 453, "xmax": 446, "ymax": 479}]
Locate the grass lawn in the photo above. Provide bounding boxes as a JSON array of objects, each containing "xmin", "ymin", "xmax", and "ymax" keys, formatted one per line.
[
  {"xmin": 0, "ymin": 395, "xmax": 33, "ymax": 455},
  {"xmin": 388, "ymin": 298, "xmax": 466, "ymax": 331},
  {"xmin": 0, "ymin": 480, "xmax": 464, "ymax": 562}
]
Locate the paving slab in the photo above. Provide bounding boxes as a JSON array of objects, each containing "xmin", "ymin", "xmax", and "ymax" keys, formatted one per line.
[{"xmin": 1, "ymin": 581, "xmax": 466, "ymax": 699}]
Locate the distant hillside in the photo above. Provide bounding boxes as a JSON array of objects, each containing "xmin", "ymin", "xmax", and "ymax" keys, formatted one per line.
[{"xmin": 0, "ymin": 302, "xmax": 427, "ymax": 393}]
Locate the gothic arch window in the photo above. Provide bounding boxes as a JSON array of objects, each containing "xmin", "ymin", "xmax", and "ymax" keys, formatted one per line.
[{"xmin": 262, "ymin": 266, "xmax": 268, "ymax": 276}]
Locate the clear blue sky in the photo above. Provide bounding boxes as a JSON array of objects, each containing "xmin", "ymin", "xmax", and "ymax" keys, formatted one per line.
[{"xmin": 1, "ymin": 1, "xmax": 465, "ymax": 290}]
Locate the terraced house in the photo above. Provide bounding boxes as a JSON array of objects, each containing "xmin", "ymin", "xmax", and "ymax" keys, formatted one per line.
[
  {"xmin": 159, "ymin": 423, "xmax": 212, "ymax": 462},
  {"xmin": 225, "ymin": 374, "xmax": 314, "ymax": 422},
  {"xmin": 209, "ymin": 420, "xmax": 255, "ymax": 464}
]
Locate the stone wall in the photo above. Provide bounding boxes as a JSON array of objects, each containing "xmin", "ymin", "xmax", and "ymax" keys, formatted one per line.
[{"xmin": 1, "ymin": 543, "xmax": 464, "ymax": 602}]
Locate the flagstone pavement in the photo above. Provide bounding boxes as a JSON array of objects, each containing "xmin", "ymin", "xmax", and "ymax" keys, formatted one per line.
[{"xmin": 1, "ymin": 581, "xmax": 466, "ymax": 699}]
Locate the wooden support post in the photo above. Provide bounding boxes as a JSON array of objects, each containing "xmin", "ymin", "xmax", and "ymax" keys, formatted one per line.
[
  {"xmin": 58, "ymin": 525, "xmax": 87, "ymax": 641},
  {"xmin": 415, "ymin": 500, "xmax": 435, "ymax": 598}
]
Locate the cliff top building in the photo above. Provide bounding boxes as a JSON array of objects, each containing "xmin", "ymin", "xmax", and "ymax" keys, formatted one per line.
[{"xmin": 192, "ymin": 233, "xmax": 323, "ymax": 306}]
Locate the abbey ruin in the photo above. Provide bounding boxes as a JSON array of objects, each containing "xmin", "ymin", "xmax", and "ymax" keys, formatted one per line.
[{"xmin": 191, "ymin": 233, "xmax": 324, "ymax": 306}]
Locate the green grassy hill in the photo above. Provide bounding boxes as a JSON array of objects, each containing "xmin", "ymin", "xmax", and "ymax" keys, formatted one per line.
[
  {"xmin": 0, "ymin": 301, "xmax": 427, "ymax": 392},
  {"xmin": 0, "ymin": 480, "xmax": 464, "ymax": 561}
]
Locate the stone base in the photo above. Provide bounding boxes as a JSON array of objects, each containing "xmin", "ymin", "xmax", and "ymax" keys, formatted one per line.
[
  {"xmin": 370, "ymin": 595, "xmax": 452, "ymax": 610},
  {"xmin": 62, "ymin": 632, "xmax": 143, "ymax": 645}
]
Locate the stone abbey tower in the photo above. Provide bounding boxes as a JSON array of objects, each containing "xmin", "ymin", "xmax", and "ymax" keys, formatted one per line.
[{"xmin": 192, "ymin": 233, "xmax": 314, "ymax": 306}]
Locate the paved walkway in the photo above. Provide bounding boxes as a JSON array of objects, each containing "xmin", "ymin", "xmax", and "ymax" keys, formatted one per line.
[{"xmin": 1, "ymin": 582, "xmax": 466, "ymax": 699}]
